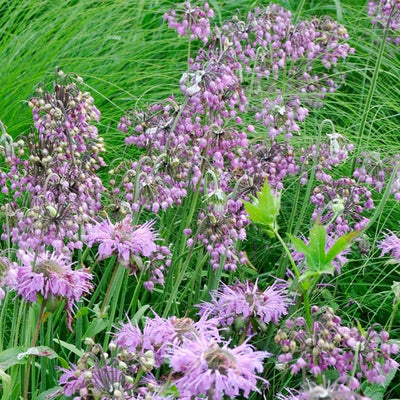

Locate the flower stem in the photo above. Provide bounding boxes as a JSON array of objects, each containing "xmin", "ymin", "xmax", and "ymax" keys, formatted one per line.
[
  {"xmin": 23, "ymin": 300, "xmax": 46, "ymax": 400},
  {"xmin": 100, "ymin": 263, "xmax": 120, "ymax": 316},
  {"xmin": 387, "ymin": 300, "xmax": 399, "ymax": 334},
  {"xmin": 274, "ymin": 229, "xmax": 312, "ymax": 332}
]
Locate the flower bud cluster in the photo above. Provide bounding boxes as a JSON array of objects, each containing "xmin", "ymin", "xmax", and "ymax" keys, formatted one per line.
[
  {"xmin": 59, "ymin": 341, "xmax": 142, "ymax": 399},
  {"xmin": 275, "ymin": 306, "xmax": 399, "ymax": 388},
  {"xmin": 353, "ymin": 151, "xmax": 400, "ymax": 201},
  {"xmin": 163, "ymin": 1, "xmax": 215, "ymax": 43},
  {"xmin": 310, "ymin": 178, "xmax": 374, "ymax": 236},
  {"xmin": 0, "ymin": 70, "xmax": 105, "ymax": 254},
  {"xmin": 367, "ymin": 0, "xmax": 400, "ymax": 44},
  {"xmin": 298, "ymin": 131, "xmax": 354, "ymax": 185}
]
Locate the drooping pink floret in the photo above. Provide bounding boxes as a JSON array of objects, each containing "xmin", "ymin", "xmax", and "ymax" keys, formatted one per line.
[
  {"xmin": 169, "ymin": 334, "xmax": 268, "ymax": 400},
  {"xmin": 198, "ymin": 280, "xmax": 289, "ymax": 331},
  {"xmin": 84, "ymin": 214, "xmax": 157, "ymax": 265},
  {"xmin": 12, "ymin": 250, "xmax": 92, "ymax": 329}
]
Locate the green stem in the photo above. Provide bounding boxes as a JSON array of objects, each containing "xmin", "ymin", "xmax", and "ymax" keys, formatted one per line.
[
  {"xmin": 162, "ymin": 242, "xmax": 196, "ymax": 318},
  {"xmin": 274, "ymin": 229, "xmax": 312, "ymax": 331},
  {"xmin": 100, "ymin": 263, "xmax": 120, "ymax": 316},
  {"xmin": 127, "ymin": 270, "xmax": 145, "ymax": 317},
  {"xmin": 23, "ymin": 301, "xmax": 46, "ymax": 400},
  {"xmin": 386, "ymin": 301, "xmax": 399, "ymax": 334}
]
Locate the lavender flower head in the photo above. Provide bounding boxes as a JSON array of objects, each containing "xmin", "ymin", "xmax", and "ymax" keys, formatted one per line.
[
  {"xmin": 378, "ymin": 230, "xmax": 400, "ymax": 261},
  {"xmin": 278, "ymin": 381, "xmax": 371, "ymax": 400},
  {"xmin": 84, "ymin": 214, "xmax": 157, "ymax": 265},
  {"xmin": 169, "ymin": 334, "xmax": 268, "ymax": 400},
  {"xmin": 113, "ymin": 311, "xmax": 220, "ymax": 367},
  {"xmin": 198, "ymin": 280, "xmax": 289, "ymax": 332},
  {"xmin": 12, "ymin": 250, "xmax": 92, "ymax": 329}
]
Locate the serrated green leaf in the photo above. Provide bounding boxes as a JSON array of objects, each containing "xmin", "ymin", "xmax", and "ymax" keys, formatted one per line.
[
  {"xmin": 289, "ymin": 234, "xmax": 314, "ymax": 264},
  {"xmin": 242, "ymin": 178, "xmax": 280, "ymax": 236},
  {"xmin": 309, "ymin": 220, "xmax": 327, "ymax": 267},
  {"xmin": 326, "ymin": 230, "xmax": 360, "ymax": 263},
  {"xmin": 74, "ymin": 306, "xmax": 89, "ymax": 319},
  {"xmin": 291, "ymin": 221, "xmax": 357, "ymax": 278}
]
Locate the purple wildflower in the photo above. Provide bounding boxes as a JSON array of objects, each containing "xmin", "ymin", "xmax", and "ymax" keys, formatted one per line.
[
  {"xmin": 378, "ymin": 230, "xmax": 400, "ymax": 261},
  {"xmin": 163, "ymin": 1, "xmax": 214, "ymax": 43},
  {"xmin": 367, "ymin": 0, "xmax": 400, "ymax": 44},
  {"xmin": 275, "ymin": 306, "xmax": 399, "ymax": 386},
  {"xmin": 169, "ymin": 334, "xmax": 268, "ymax": 400},
  {"xmin": 278, "ymin": 381, "xmax": 371, "ymax": 400},
  {"xmin": 84, "ymin": 214, "xmax": 157, "ymax": 265},
  {"xmin": 0, "ymin": 256, "xmax": 17, "ymax": 301},
  {"xmin": 12, "ymin": 250, "xmax": 92, "ymax": 329},
  {"xmin": 198, "ymin": 280, "xmax": 289, "ymax": 332},
  {"xmin": 113, "ymin": 312, "xmax": 220, "ymax": 367}
]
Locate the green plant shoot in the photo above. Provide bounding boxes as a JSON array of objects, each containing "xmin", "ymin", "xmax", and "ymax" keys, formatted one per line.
[{"xmin": 242, "ymin": 178, "xmax": 280, "ymax": 237}]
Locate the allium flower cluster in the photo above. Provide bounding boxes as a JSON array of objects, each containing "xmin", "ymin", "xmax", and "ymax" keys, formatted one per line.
[
  {"xmin": 198, "ymin": 280, "xmax": 289, "ymax": 332},
  {"xmin": 0, "ymin": 69, "xmax": 105, "ymax": 254},
  {"xmin": 59, "ymin": 339, "xmax": 159, "ymax": 399},
  {"xmin": 235, "ymin": 141, "xmax": 299, "ymax": 192},
  {"xmin": 367, "ymin": 0, "xmax": 400, "ymax": 44},
  {"xmin": 187, "ymin": 197, "xmax": 249, "ymax": 271},
  {"xmin": 275, "ymin": 306, "xmax": 399, "ymax": 388},
  {"xmin": 254, "ymin": 94, "xmax": 308, "ymax": 139},
  {"xmin": 353, "ymin": 151, "xmax": 400, "ymax": 201},
  {"xmin": 217, "ymin": 4, "xmax": 353, "ymax": 137},
  {"xmin": 0, "ymin": 255, "xmax": 16, "ymax": 301},
  {"xmin": 163, "ymin": 1, "xmax": 214, "ymax": 43},
  {"xmin": 169, "ymin": 335, "xmax": 268, "ymax": 400},
  {"xmin": 310, "ymin": 178, "xmax": 374, "ymax": 235},
  {"xmin": 299, "ymin": 131, "xmax": 354, "ymax": 185},
  {"xmin": 11, "ymin": 250, "xmax": 92, "ymax": 329}
]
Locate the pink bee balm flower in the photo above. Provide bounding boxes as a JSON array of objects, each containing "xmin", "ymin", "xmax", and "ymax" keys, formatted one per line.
[
  {"xmin": 378, "ymin": 230, "xmax": 400, "ymax": 261},
  {"xmin": 169, "ymin": 335, "xmax": 268, "ymax": 400},
  {"xmin": 12, "ymin": 250, "xmax": 92, "ymax": 329},
  {"xmin": 198, "ymin": 280, "xmax": 289, "ymax": 331},
  {"xmin": 84, "ymin": 214, "xmax": 157, "ymax": 265}
]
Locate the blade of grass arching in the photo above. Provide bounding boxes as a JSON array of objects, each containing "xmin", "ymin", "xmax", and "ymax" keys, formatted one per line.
[
  {"xmin": 332, "ymin": 0, "xmax": 343, "ymax": 22},
  {"xmin": 351, "ymin": 14, "xmax": 392, "ymax": 172}
]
